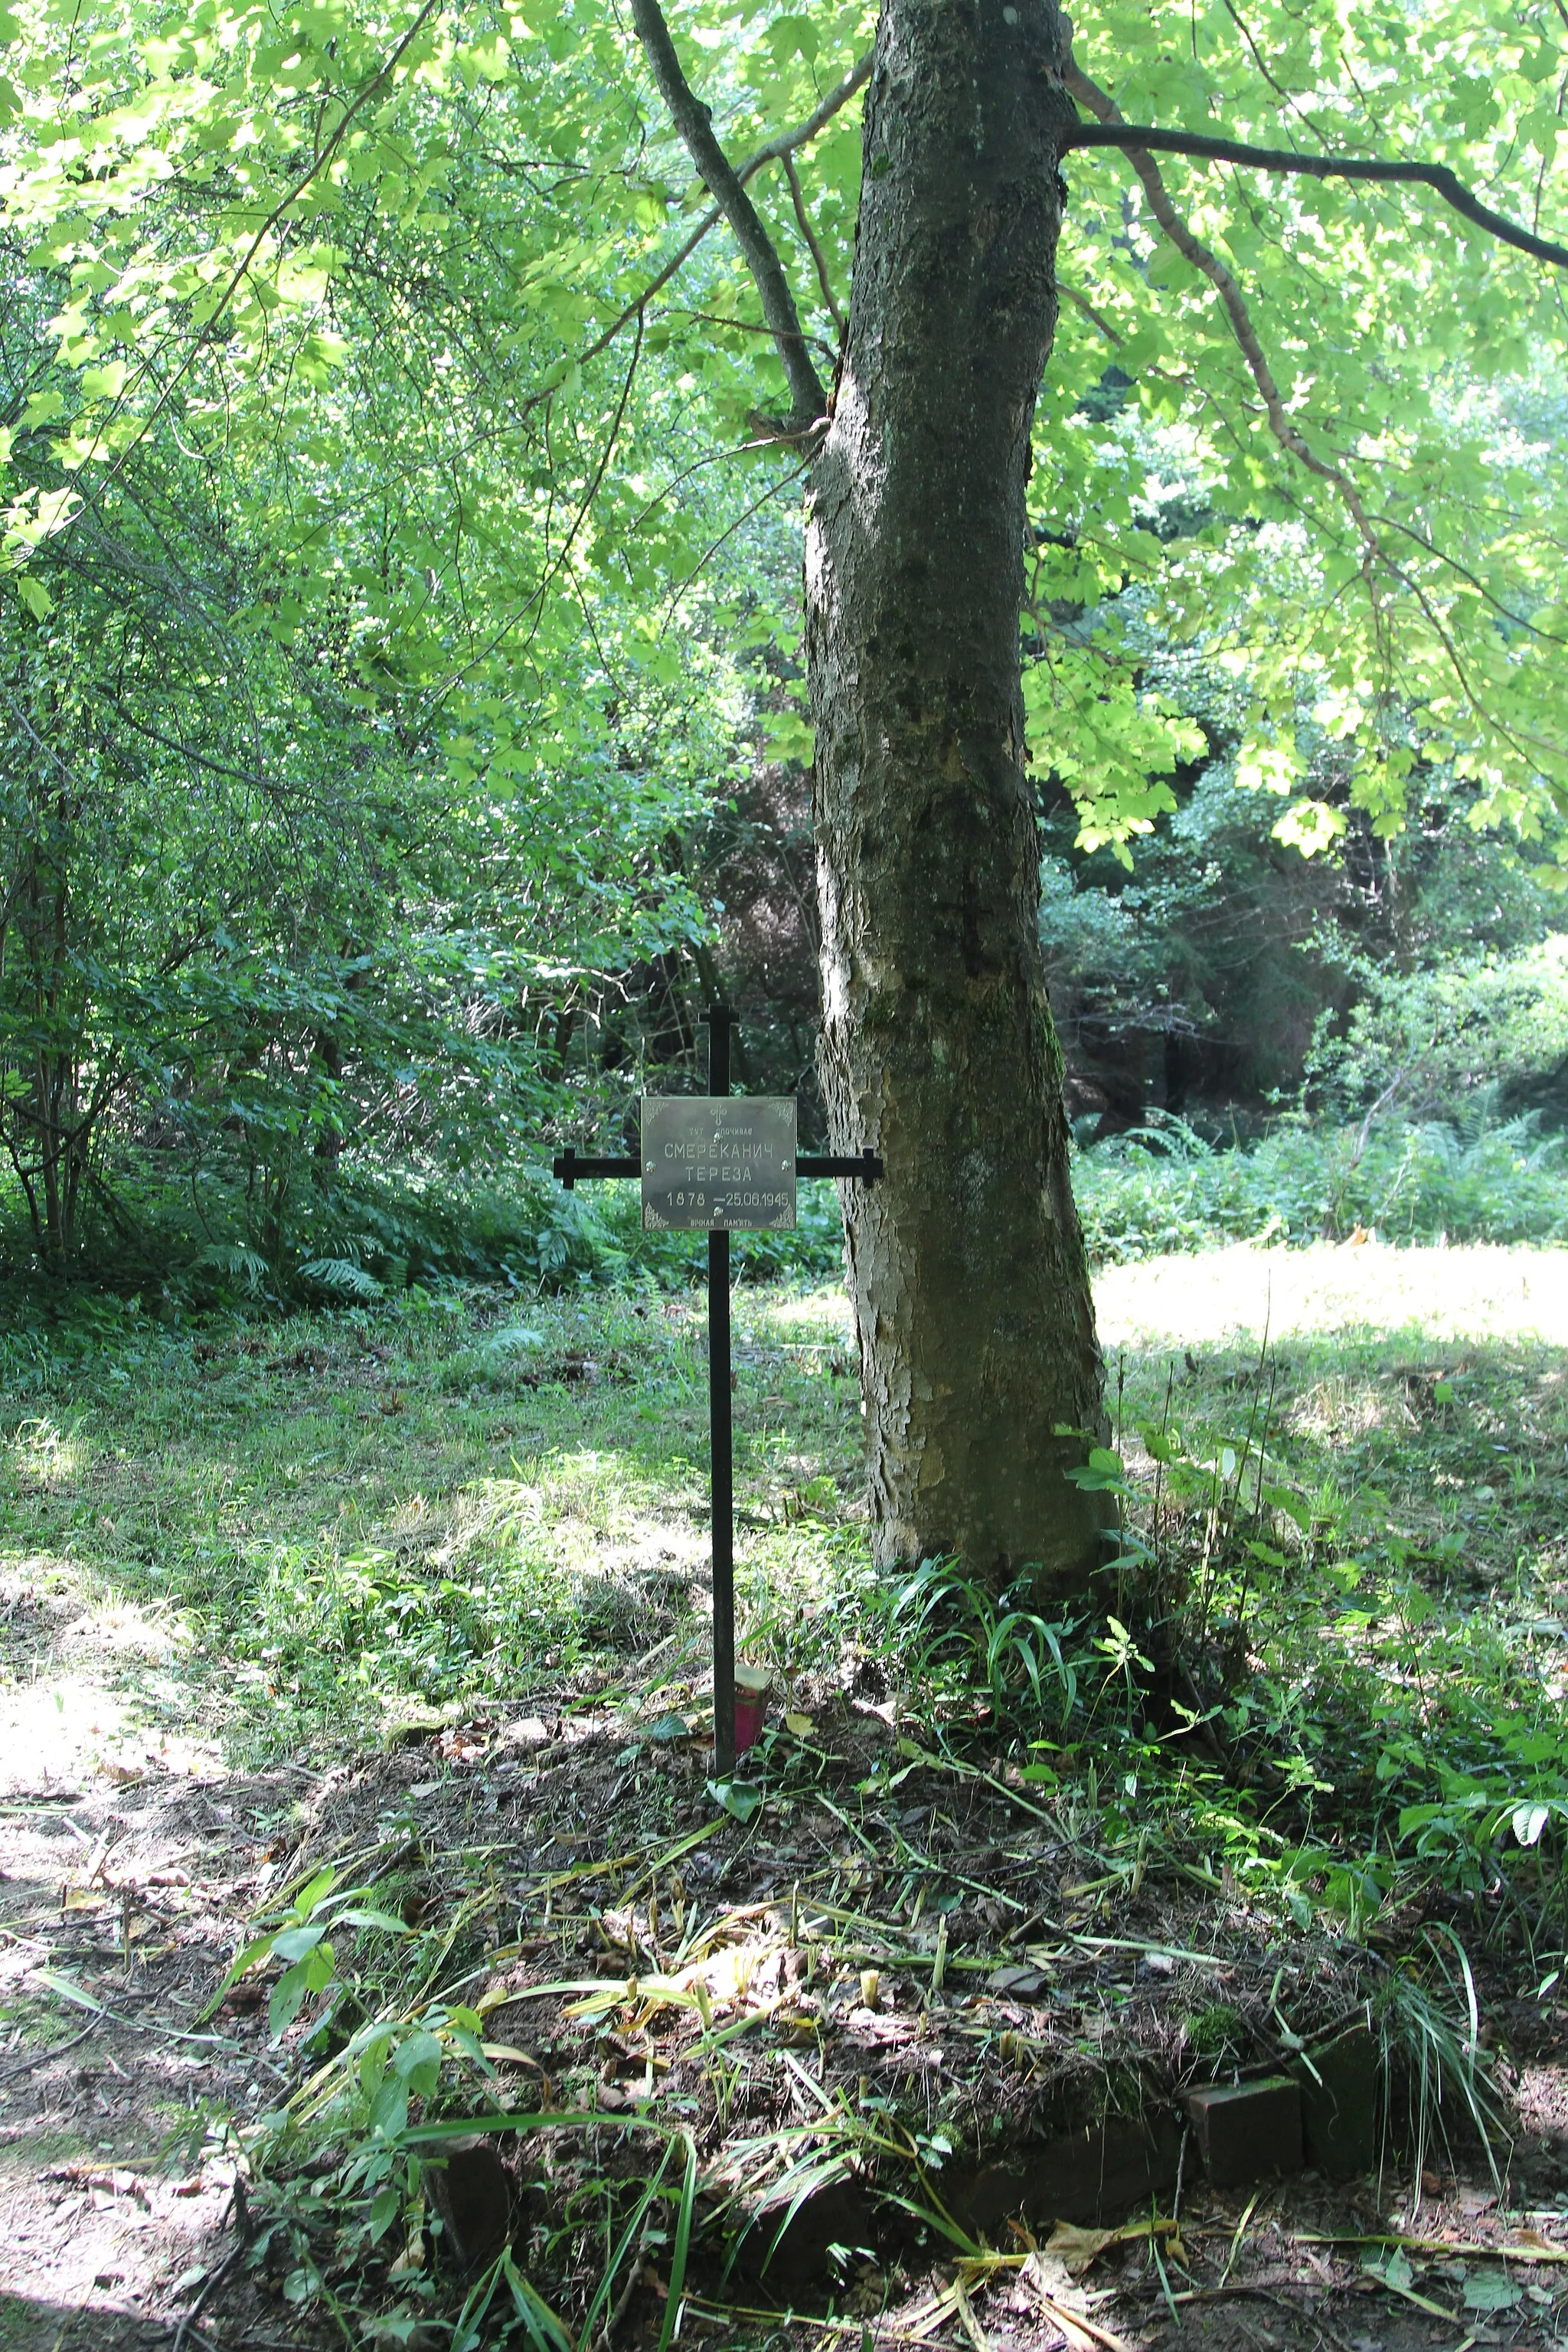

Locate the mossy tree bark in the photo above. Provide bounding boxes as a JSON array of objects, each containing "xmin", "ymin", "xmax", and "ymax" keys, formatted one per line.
[{"xmin": 805, "ymin": 0, "xmax": 1108, "ymax": 1591}]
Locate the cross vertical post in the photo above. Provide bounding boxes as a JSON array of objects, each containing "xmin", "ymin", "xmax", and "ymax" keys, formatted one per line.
[{"xmin": 702, "ymin": 1007, "xmax": 736, "ymax": 1778}]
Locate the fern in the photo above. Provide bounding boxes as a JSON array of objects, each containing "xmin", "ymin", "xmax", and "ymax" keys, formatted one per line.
[
  {"xmin": 298, "ymin": 1256, "xmax": 384, "ymax": 1301},
  {"xmin": 482, "ymin": 1324, "xmax": 546, "ymax": 1354},
  {"xmin": 190, "ymin": 1243, "xmax": 269, "ymax": 1295}
]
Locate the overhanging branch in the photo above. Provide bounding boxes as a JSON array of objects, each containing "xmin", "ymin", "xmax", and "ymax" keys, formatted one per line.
[
  {"xmin": 1063, "ymin": 64, "xmax": 1559, "ymax": 769},
  {"xmin": 1064, "ymin": 119, "xmax": 1568, "ymax": 271},
  {"xmin": 1066, "ymin": 65, "xmax": 1345, "ymax": 490},
  {"xmin": 631, "ymin": 0, "xmax": 827, "ymax": 427}
]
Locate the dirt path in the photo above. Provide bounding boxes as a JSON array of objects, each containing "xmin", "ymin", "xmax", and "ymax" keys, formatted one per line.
[{"xmin": 0, "ymin": 1570, "xmax": 309, "ymax": 2350}]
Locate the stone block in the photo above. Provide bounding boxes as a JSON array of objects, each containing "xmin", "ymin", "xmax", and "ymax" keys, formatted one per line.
[
  {"xmin": 1295, "ymin": 2024, "xmax": 1379, "ymax": 2178},
  {"xmin": 427, "ymin": 2135, "xmax": 516, "ymax": 2271},
  {"xmin": 950, "ymin": 2112, "xmax": 1183, "ymax": 2236},
  {"xmin": 1184, "ymin": 2076, "xmax": 1302, "ymax": 2187},
  {"xmin": 753, "ymin": 2181, "xmax": 876, "ymax": 2290}
]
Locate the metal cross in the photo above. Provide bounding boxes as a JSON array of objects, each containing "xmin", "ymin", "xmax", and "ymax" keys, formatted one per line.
[{"xmin": 553, "ymin": 1005, "xmax": 881, "ymax": 1773}]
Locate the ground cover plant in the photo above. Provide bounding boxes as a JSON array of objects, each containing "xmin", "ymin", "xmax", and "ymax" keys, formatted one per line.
[
  {"xmin": 1075, "ymin": 1112, "xmax": 1568, "ymax": 1262},
  {"xmin": 3, "ymin": 1243, "xmax": 1567, "ymax": 2349}
]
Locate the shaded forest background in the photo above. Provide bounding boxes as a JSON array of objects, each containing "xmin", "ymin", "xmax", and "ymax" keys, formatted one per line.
[
  {"xmin": 3, "ymin": 0, "xmax": 1566, "ymax": 1310},
  {"xmin": 6, "ymin": 518, "xmax": 1565, "ymax": 1305}
]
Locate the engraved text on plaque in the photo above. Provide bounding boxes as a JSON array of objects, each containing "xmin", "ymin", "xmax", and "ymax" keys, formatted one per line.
[{"xmin": 641, "ymin": 1097, "xmax": 797, "ymax": 1231}]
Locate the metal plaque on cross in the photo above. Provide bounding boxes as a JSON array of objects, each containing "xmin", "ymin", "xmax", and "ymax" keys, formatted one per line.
[{"xmin": 640, "ymin": 1096, "xmax": 797, "ymax": 1232}]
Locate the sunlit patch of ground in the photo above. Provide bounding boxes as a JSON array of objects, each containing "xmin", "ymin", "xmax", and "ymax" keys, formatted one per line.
[
  {"xmin": 0, "ymin": 1557, "xmax": 222, "ymax": 1795},
  {"xmin": 0, "ymin": 1668, "xmax": 221, "ymax": 1796},
  {"xmin": 1285, "ymin": 1372, "xmax": 1397, "ymax": 1442},
  {"xmin": 5, "ymin": 1413, "xmax": 87, "ymax": 1491},
  {"xmin": 751, "ymin": 1288, "xmax": 854, "ymax": 1343},
  {"xmin": 746, "ymin": 1240, "xmax": 1568, "ymax": 1355},
  {"xmin": 1093, "ymin": 1237, "xmax": 1568, "ymax": 1348},
  {"xmin": 58, "ymin": 1595, "xmax": 188, "ymax": 1664}
]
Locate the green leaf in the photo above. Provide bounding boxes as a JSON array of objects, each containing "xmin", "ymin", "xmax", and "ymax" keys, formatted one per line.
[
  {"xmin": 1066, "ymin": 1444, "xmax": 1130, "ymax": 1493},
  {"xmin": 367, "ymin": 2184, "xmax": 402, "ymax": 2244},
  {"xmin": 457, "ymin": 33, "xmax": 511, "ymax": 82},
  {"xmin": 289, "ymin": 1866, "xmax": 338, "ymax": 1920},
  {"xmin": 269, "ymin": 1963, "xmax": 312, "ymax": 2040},
  {"xmin": 303, "ymin": 1942, "xmax": 336, "ymax": 1992},
  {"xmin": 767, "ymin": 14, "xmax": 819, "ymax": 67},
  {"xmin": 370, "ymin": 2074, "xmax": 410, "ymax": 2139},
  {"xmin": 657, "ymin": 2135, "xmax": 697, "ymax": 2352},
  {"xmin": 501, "ymin": 2259, "xmax": 573, "ymax": 2352},
  {"xmin": 1463, "ymin": 2274, "xmax": 1522, "ymax": 2312},
  {"xmin": 271, "ymin": 1922, "xmax": 328, "ymax": 1963},
  {"xmin": 706, "ymin": 1778, "xmax": 763, "ymax": 1822},
  {"xmin": 391, "ymin": 2029, "xmax": 443, "ymax": 2096},
  {"xmin": 79, "ymin": 361, "xmax": 128, "ymax": 401},
  {"xmin": 217, "ymin": 1932, "xmax": 279, "ymax": 1994},
  {"xmin": 34, "ymin": 1968, "xmax": 105, "ymax": 2016}
]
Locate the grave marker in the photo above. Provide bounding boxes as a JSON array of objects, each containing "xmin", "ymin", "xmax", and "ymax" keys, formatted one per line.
[{"xmin": 553, "ymin": 1006, "xmax": 881, "ymax": 1772}]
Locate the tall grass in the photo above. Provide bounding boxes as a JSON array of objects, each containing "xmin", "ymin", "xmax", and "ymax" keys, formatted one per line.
[{"xmin": 1076, "ymin": 1112, "xmax": 1568, "ymax": 1263}]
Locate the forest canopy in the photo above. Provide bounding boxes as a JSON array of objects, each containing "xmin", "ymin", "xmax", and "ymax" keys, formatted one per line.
[{"xmin": 0, "ymin": 0, "xmax": 1564, "ymax": 1291}]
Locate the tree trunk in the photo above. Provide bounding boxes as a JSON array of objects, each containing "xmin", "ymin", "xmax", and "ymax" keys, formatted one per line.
[
  {"xmin": 11, "ymin": 767, "xmax": 84, "ymax": 1276},
  {"xmin": 805, "ymin": 0, "xmax": 1109, "ymax": 1591}
]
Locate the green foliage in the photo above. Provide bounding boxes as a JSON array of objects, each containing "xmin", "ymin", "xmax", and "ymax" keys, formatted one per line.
[
  {"xmin": 1076, "ymin": 1110, "xmax": 1568, "ymax": 1261},
  {"xmin": 1038, "ymin": 727, "xmax": 1567, "ymax": 1132},
  {"xmin": 2, "ymin": 0, "xmax": 1565, "ymax": 1292},
  {"xmin": 3, "ymin": 0, "xmax": 1565, "ymax": 872},
  {"xmin": 0, "ymin": 0, "xmax": 797, "ymax": 1290},
  {"xmin": 1036, "ymin": 4, "xmax": 1568, "ymax": 865},
  {"xmin": 884, "ymin": 1556, "xmax": 1083, "ymax": 1730},
  {"xmin": 859, "ymin": 1321, "xmax": 1568, "ymax": 1986},
  {"xmin": 1309, "ymin": 936, "xmax": 1568, "ymax": 1125}
]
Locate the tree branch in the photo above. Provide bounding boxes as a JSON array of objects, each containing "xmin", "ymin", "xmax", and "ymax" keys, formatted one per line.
[
  {"xmin": 629, "ymin": 0, "xmax": 828, "ymax": 427},
  {"xmin": 1057, "ymin": 279, "xmax": 1125, "ymax": 347},
  {"xmin": 527, "ymin": 50, "xmax": 869, "ymax": 414},
  {"xmin": 414, "ymin": 315, "xmax": 646, "ymax": 717},
  {"xmin": 735, "ymin": 56, "xmax": 873, "ymax": 206},
  {"xmin": 1066, "ymin": 64, "xmax": 1357, "ymax": 495},
  {"xmin": 1063, "ymin": 114, "xmax": 1568, "ymax": 271},
  {"xmin": 660, "ymin": 459, "xmax": 811, "ymax": 632},
  {"xmin": 1063, "ymin": 65, "xmax": 1557, "ymax": 773},
  {"xmin": 784, "ymin": 151, "xmax": 847, "ymax": 339},
  {"xmin": 83, "ymin": 0, "xmax": 446, "ymax": 500}
]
